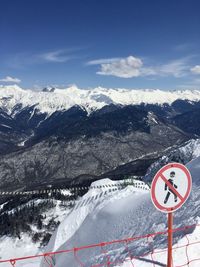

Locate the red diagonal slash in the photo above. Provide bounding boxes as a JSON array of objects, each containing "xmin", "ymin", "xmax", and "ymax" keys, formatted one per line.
[{"xmin": 160, "ymin": 173, "xmax": 184, "ymax": 202}]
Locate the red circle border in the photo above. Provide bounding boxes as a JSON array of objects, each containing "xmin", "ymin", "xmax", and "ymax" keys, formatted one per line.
[{"xmin": 151, "ymin": 163, "xmax": 192, "ymax": 213}]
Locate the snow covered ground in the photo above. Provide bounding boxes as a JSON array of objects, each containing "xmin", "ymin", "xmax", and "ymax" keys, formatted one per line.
[
  {"xmin": 39, "ymin": 156, "xmax": 200, "ymax": 267},
  {"xmin": 0, "ymin": 156, "xmax": 200, "ymax": 267},
  {"xmin": 119, "ymin": 220, "xmax": 200, "ymax": 267},
  {"xmin": 0, "ymin": 199, "xmax": 71, "ymax": 267},
  {"xmin": 0, "ymin": 234, "xmax": 39, "ymax": 266}
]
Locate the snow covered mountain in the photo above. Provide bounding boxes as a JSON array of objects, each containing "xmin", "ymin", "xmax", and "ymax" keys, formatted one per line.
[
  {"xmin": 1, "ymin": 85, "xmax": 200, "ymax": 115},
  {"xmin": 0, "ymin": 140, "xmax": 200, "ymax": 267},
  {"xmin": 1, "ymin": 85, "xmax": 200, "ymax": 267},
  {"xmin": 144, "ymin": 138, "xmax": 200, "ymax": 183},
  {"xmin": 2, "ymin": 85, "xmax": 200, "ymax": 192},
  {"xmin": 1, "ymin": 155, "xmax": 199, "ymax": 267}
]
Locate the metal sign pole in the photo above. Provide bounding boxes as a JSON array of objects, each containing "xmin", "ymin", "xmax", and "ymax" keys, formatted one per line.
[
  {"xmin": 151, "ymin": 163, "xmax": 192, "ymax": 267},
  {"xmin": 167, "ymin": 212, "xmax": 173, "ymax": 267}
]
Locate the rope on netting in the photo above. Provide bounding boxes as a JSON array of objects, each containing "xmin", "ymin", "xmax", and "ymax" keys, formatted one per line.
[
  {"xmin": 185, "ymin": 231, "xmax": 190, "ymax": 267},
  {"xmin": 100, "ymin": 242, "xmax": 111, "ymax": 267},
  {"xmin": 74, "ymin": 247, "xmax": 84, "ymax": 267},
  {"xmin": 44, "ymin": 253, "xmax": 54, "ymax": 267},
  {"xmin": 10, "ymin": 259, "xmax": 16, "ymax": 267},
  {"xmin": 147, "ymin": 234, "xmax": 156, "ymax": 267},
  {"xmin": 124, "ymin": 240, "xmax": 134, "ymax": 267},
  {"xmin": 0, "ymin": 224, "xmax": 200, "ymax": 267}
]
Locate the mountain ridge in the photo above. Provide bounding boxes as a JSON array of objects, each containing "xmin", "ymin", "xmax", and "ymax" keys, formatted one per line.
[
  {"xmin": 1, "ymin": 85, "xmax": 200, "ymax": 116},
  {"xmin": 0, "ymin": 85, "xmax": 199, "ymax": 192}
]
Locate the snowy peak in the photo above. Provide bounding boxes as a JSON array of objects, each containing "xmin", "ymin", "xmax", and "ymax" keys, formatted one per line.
[
  {"xmin": 42, "ymin": 86, "xmax": 55, "ymax": 92},
  {"xmin": 1, "ymin": 85, "xmax": 200, "ymax": 116}
]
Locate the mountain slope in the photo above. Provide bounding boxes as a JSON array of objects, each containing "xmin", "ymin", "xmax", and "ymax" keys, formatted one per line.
[
  {"xmin": 0, "ymin": 118, "xmax": 188, "ymax": 190},
  {"xmin": 40, "ymin": 155, "xmax": 200, "ymax": 267},
  {"xmin": 1, "ymin": 85, "xmax": 198, "ymax": 190},
  {"xmin": 143, "ymin": 138, "xmax": 200, "ymax": 183},
  {"xmin": 172, "ymin": 108, "xmax": 200, "ymax": 135}
]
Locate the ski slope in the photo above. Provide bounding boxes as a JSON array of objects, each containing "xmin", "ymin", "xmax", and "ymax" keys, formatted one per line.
[
  {"xmin": 40, "ymin": 155, "xmax": 200, "ymax": 267},
  {"xmin": 0, "ymin": 157, "xmax": 200, "ymax": 267}
]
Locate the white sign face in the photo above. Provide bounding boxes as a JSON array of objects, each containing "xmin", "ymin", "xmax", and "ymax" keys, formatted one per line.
[{"xmin": 151, "ymin": 163, "xmax": 192, "ymax": 213}]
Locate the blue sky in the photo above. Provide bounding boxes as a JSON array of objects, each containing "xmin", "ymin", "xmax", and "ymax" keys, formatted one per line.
[{"xmin": 1, "ymin": 0, "xmax": 200, "ymax": 90}]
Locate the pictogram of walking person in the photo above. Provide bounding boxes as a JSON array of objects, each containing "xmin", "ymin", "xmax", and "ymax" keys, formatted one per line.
[{"xmin": 164, "ymin": 171, "xmax": 178, "ymax": 204}]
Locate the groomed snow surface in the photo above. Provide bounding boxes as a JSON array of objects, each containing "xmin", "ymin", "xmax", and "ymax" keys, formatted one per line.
[{"xmin": 1, "ymin": 85, "xmax": 200, "ymax": 115}]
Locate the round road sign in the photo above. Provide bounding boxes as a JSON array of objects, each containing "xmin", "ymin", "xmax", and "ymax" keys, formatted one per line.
[{"xmin": 151, "ymin": 163, "xmax": 192, "ymax": 213}]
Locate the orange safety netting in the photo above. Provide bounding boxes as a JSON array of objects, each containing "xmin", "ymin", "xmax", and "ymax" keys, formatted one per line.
[{"xmin": 1, "ymin": 223, "xmax": 200, "ymax": 267}]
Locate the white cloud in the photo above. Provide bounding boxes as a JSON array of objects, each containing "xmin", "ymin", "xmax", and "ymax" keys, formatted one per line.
[
  {"xmin": 87, "ymin": 56, "xmax": 192, "ymax": 79},
  {"xmin": 88, "ymin": 56, "xmax": 143, "ymax": 78},
  {"xmin": 6, "ymin": 47, "xmax": 84, "ymax": 68},
  {"xmin": 39, "ymin": 50, "xmax": 72, "ymax": 63},
  {"xmin": 87, "ymin": 57, "xmax": 122, "ymax": 65},
  {"xmin": 0, "ymin": 76, "xmax": 21, "ymax": 83},
  {"xmin": 190, "ymin": 65, "xmax": 200, "ymax": 74},
  {"xmin": 173, "ymin": 43, "xmax": 194, "ymax": 52},
  {"xmin": 140, "ymin": 67, "xmax": 157, "ymax": 76},
  {"xmin": 157, "ymin": 58, "xmax": 189, "ymax": 78}
]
